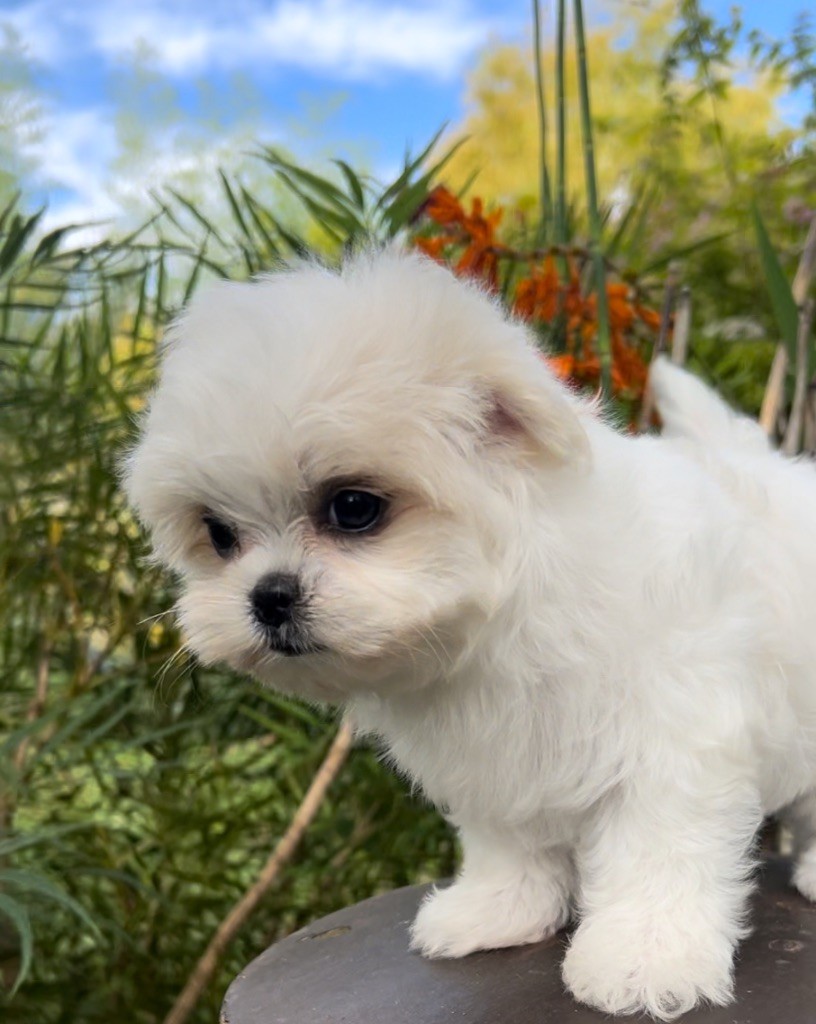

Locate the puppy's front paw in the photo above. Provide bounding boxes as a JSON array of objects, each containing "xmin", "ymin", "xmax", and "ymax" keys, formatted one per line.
[
  {"xmin": 410, "ymin": 879, "xmax": 568, "ymax": 959},
  {"xmin": 793, "ymin": 847, "xmax": 816, "ymax": 902},
  {"xmin": 562, "ymin": 916, "xmax": 735, "ymax": 1020}
]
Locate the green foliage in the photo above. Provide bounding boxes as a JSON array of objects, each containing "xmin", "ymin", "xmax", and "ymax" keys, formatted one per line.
[
  {"xmin": 0, "ymin": 27, "xmax": 44, "ymax": 205},
  {"xmin": 752, "ymin": 203, "xmax": 800, "ymax": 363},
  {"xmin": 2, "ymin": 5, "xmax": 814, "ymax": 1021},
  {"xmin": 569, "ymin": 0, "xmax": 612, "ymax": 396},
  {"xmin": 0, "ymin": 155, "xmax": 454, "ymax": 1024},
  {"xmin": 443, "ymin": 1, "xmax": 815, "ymax": 417},
  {"xmin": 749, "ymin": 12, "xmax": 816, "ymax": 132}
]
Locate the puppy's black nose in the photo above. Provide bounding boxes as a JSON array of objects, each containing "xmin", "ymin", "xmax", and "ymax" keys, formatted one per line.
[{"xmin": 251, "ymin": 573, "xmax": 300, "ymax": 629}]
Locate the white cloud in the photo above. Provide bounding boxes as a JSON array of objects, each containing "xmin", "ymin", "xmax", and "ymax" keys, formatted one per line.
[
  {"xmin": 3, "ymin": 0, "xmax": 499, "ymax": 80},
  {"xmin": 29, "ymin": 107, "xmax": 120, "ymax": 240},
  {"xmin": 31, "ymin": 108, "xmax": 117, "ymax": 200},
  {"xmin": 29, "ymin": 102, "xmax": 280, "ymax": 243},
  {"xmin": 0, "ymin": 1, "xmax": 63, "ymax": 65},
  {"xmin": 1, "ymin": 0, "xmax": 516, "ymax": 239}
]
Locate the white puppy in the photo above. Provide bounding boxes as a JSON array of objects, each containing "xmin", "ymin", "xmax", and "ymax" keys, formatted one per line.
[{"xmin": 125, "ymin": 251, "xmax": 816, "ymax": 1020}]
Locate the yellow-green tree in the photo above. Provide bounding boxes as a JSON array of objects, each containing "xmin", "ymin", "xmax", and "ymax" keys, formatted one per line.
[
  {"xmin": 438, "ymin": 0, "xmax": 815, "ymax": 412},
  {"xmin": 442, "ymin": 1, "xmax": 793, "ymax": 258}
]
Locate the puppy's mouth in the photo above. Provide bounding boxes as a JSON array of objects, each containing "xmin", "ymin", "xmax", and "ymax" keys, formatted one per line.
[
  {"xmin": 267, "ymin": 635, "xmax": 325, "ymax": 658},
  {"xmin": 247, "ymin": 585, "xmax": 324, "ymax": 658},
  {"xmin": 257, "ymin": 622, "xmax": 325, "ymax": 658}
]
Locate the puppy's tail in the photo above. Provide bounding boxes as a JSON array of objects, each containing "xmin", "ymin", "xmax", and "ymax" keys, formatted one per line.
[{"xmin": 649, "ymin": 356, "xmax": 769, "ymax": 453}]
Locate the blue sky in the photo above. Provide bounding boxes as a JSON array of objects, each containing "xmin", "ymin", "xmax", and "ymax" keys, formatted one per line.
[{"xmin": 0, "ymin": 0, "xmax": 811, "ymax": 233}]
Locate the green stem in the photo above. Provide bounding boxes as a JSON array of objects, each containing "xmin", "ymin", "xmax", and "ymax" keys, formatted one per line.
[
  {"xmin": 555, "ymin": 0, "xmax": 567, "ymax": 247},
  {"xmin": 572, "ymin": 0, "xmax": 612, "ymax": 400},
  {"xmin": 532, "ymin": 0, "xmax": 553, "ymax": 240}
]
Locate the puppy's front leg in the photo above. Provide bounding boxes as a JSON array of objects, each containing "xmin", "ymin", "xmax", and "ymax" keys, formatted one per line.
[
  {"xmin": 783, "ymin": 788, "xmax": 816, "ymax": 901},
  {"xmin": 410, "ymin": 823, "xmax": 572, "ymax": 958},
  {"xmin": 563, "ymin": 767, "xmax": 761, "ymax": 1021}
]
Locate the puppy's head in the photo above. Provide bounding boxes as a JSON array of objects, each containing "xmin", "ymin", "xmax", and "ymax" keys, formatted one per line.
[{"xmin": 124, "ymin": 252, "xmax": 588, "ymax": 702}]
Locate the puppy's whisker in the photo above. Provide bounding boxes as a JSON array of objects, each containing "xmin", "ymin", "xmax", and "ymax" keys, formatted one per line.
[
  {"xmin": 153, "ymin": 644, "xmax": 194, "ymax": 707},
  {"xmin": 137, "ymin": 609, "xmax": 175, "ymax": 628}
]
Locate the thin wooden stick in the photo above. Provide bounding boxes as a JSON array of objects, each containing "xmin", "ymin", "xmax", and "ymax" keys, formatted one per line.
[
  {"xmin": 162, "ymin": 720, "xmax": 354, "ymax": 1024},
  {"xmin": 804, "ymin": 378, "xmax": 816, "ymax": 454},
  {"xmin": 12, "ymin": 643, "xmax": 52, "ymax": 772},
  {"xmin": 0, "ymin": 644, "xmax": 52, "ymax": 833},
  {"xmin": 671, "ymin": 287, "xmax": 692, "ymax": 366},
  {"xmin": 638, "ymin": 264, "xmax": 680, "ymax": 432},
  {"xmin": 759, "ymin": 346, "xmax": 788, "ymax": 438},
  {"xmin": 792, "ymin": 216, "xmax": 816, "ymax": 306},
  {"xmin": 655, "ymin": 262, "xmax": 681, "ymax": 360},
  {"xmin": 783, "ymin": 299, "xmax": 816, "ymax": 456}
]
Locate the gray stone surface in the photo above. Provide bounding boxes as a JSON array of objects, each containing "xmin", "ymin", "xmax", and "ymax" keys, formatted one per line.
[{"xmin": 222, "ymin": 857, "xmax": 815, "ymax": 1023}]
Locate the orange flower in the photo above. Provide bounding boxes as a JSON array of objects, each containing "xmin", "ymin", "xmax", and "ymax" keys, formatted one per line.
[
  {"xmin": 635, "ymin": 303, "xmax": 662, "ymax": 331},
  {"xmin": 456, "ymin": 243, "xmax": 500, "ymax": 289},
  {"xmin": 455, "ymin": 198, "xmax": 504, "ymax": 288},
  {"xmin": 414, "ymin": 186, "xmax": 504, "ymax": 289},
  {"xmin": 611, "ymin": 335, "xmax": 649, "ymax": 395},
  {"xmin": 606, "ymin": 282, "xmax": 636, "ymax": 332},
  {"xmin": 546, "ymin": 353, "xmax": 577, "ymax": 380},
  {"xmin": 411, "ymin": 189, "xmax": 659, "ymax": 403},
  {"xmin": 421, "ymin": 185, "xmax": 466, "ymax": 227},
  {"xmin": 413, "ymin": 235, "xmax": 448, "ymax": 263},
  {"xmin": 514, "ymin": 257, "xmax": 560, "ymax": 322},
  {"xmin": 463, "ymin": 197, "xmax": 503, "ymax": 242}
]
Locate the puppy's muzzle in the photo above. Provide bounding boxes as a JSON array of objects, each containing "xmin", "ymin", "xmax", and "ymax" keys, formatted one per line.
[
  {"xmin": 250, "ymin": 573, "xmax": 317, "ymax": 657},
  {"xmin": 251, "ymin": 572, "xmax": 300, "ymax": 629}
]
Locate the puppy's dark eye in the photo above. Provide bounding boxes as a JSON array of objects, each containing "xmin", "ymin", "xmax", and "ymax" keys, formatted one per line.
[
  {"xmin": 326, "ymin": 490, "xmax": 385, "ymax": 533},
  {"xmin": 202, "ymin": 513, "xmax": 239, "ymax": 558}
]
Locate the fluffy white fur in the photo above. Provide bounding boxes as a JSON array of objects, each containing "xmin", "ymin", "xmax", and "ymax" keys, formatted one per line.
[{"xmin": 124, "ymin": 252, "xmax": 816, "ymax": 1020}]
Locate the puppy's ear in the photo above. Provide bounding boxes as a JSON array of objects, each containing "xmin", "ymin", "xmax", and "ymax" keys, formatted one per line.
[{"xmin": 478, "ymin": 356, "xmax": 590, "ymax": 464}]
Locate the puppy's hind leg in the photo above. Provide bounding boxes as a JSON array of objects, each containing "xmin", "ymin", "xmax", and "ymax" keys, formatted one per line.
[
  {"xmin": 783, "ymin": 789, "xmax": 816, "ymax": 901},
  {"xmin": 410, "ymin": 823, "xmax": 573, "ymax": 959}
]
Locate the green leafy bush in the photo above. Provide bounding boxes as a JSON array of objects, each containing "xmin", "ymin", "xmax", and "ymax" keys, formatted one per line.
[
  {"xmin": 2, "ymin": 7, "xmax": 814, "ymax": 1020},
  {"xmin": 0, "ymin": 153, "xmax": 456, "ymax": 1024}
]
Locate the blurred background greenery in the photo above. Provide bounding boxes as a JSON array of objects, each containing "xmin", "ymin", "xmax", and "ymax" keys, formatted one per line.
[{"xmin": 2, "ymin": 1, "xmax": 815, "ymax": 1022}]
